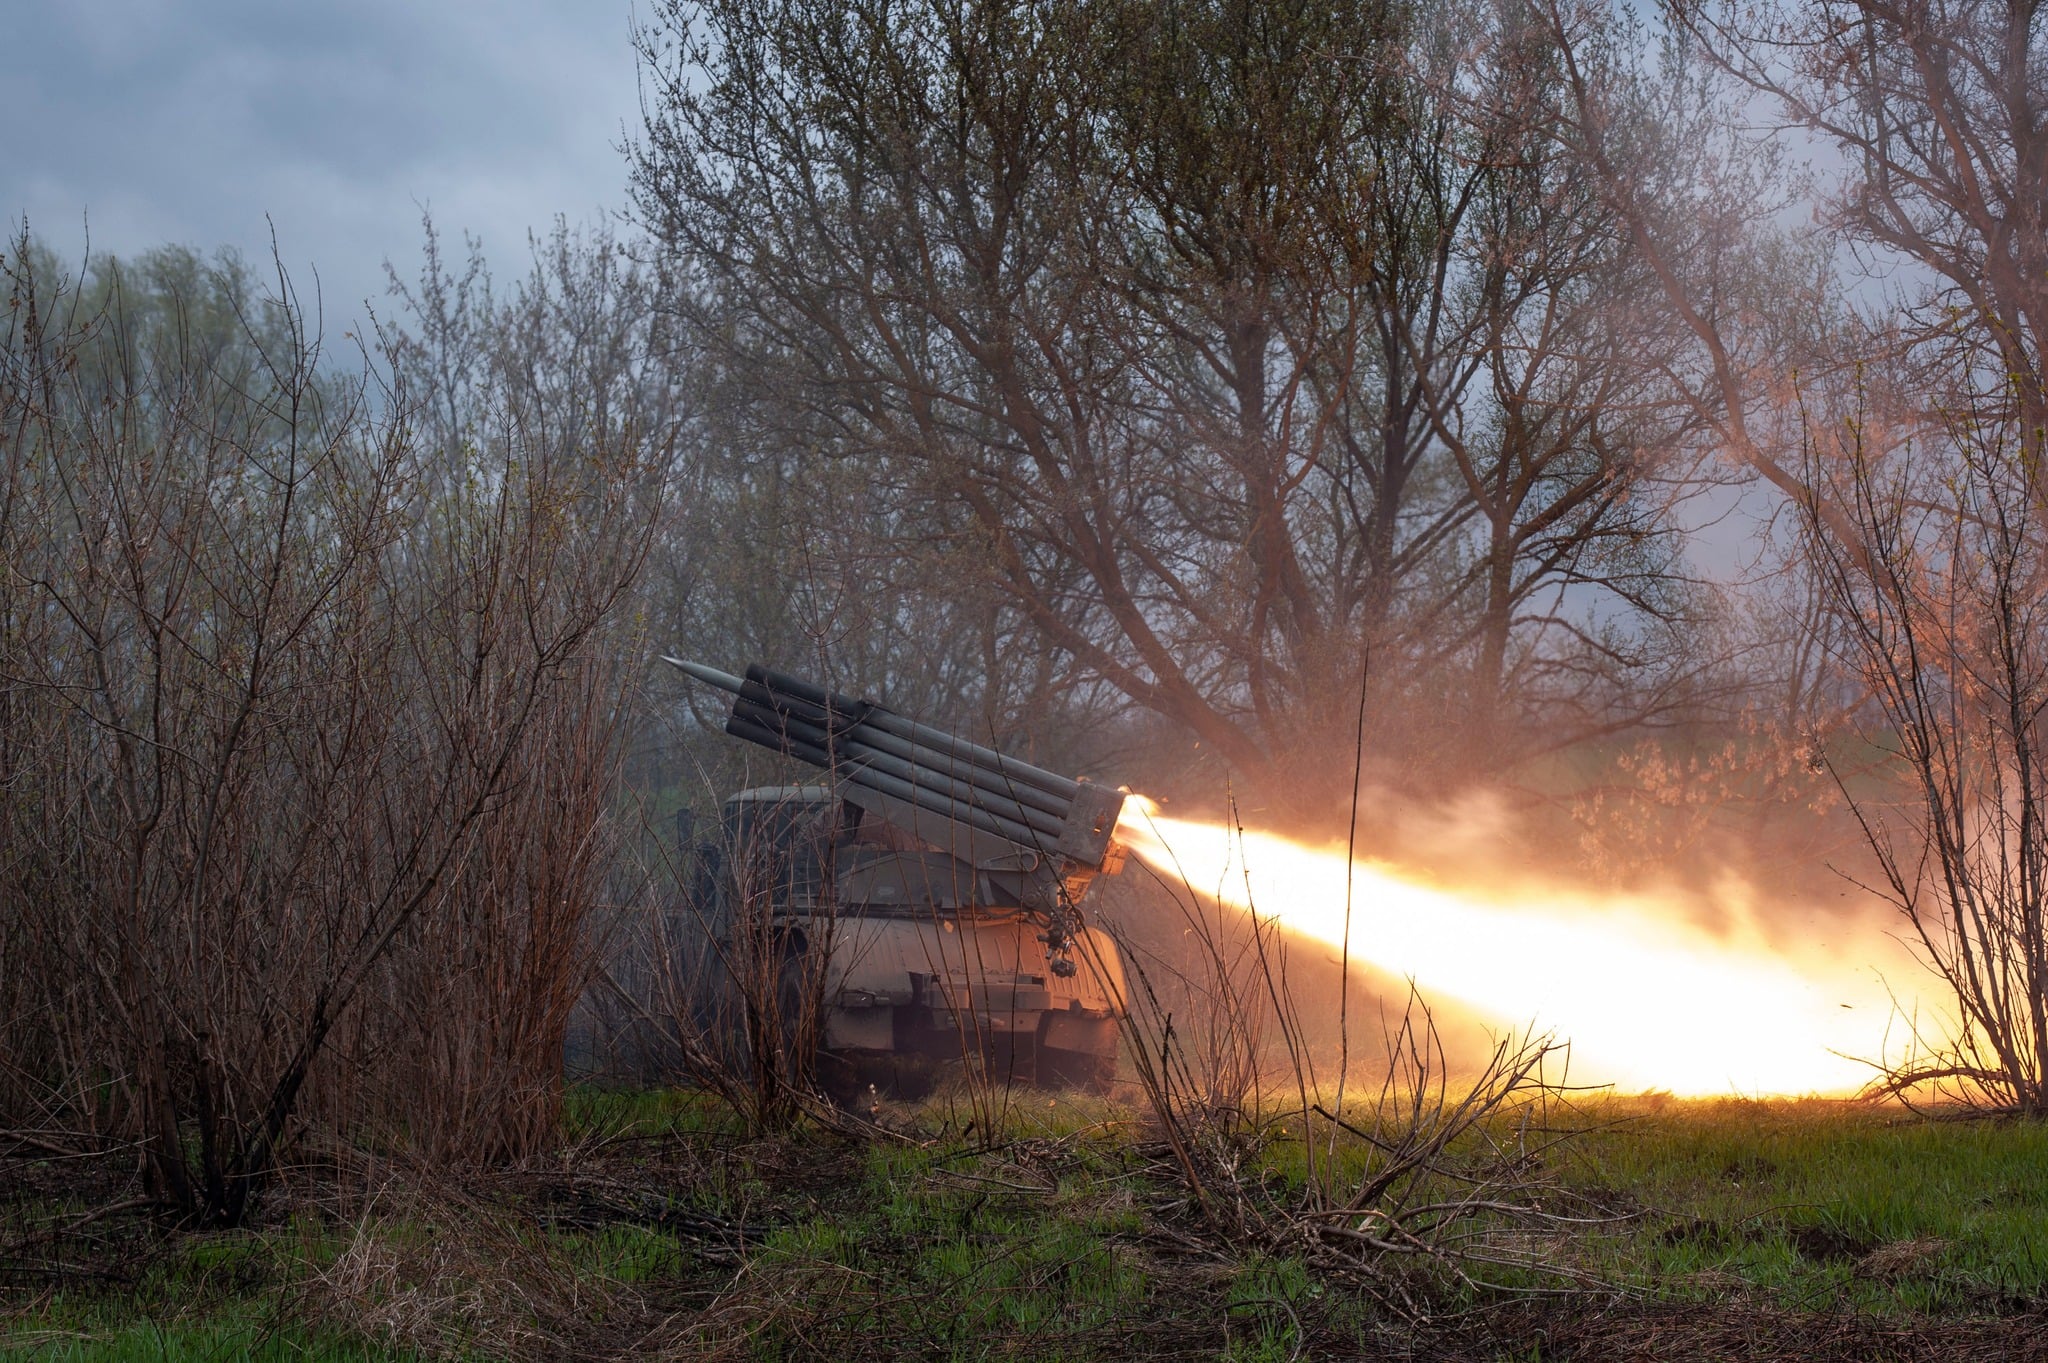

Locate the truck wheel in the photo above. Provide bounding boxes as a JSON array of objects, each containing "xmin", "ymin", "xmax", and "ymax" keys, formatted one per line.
[
  {"xmin": 1037, "ymin": 1044, "xmax": 1115, "ymax": 1095},
  {"xmin": 774, "ymin": 949, "xmax": 820, "ymax": 1090},
  {"xmin": 779, "ymin": 949, "xmax": 873, "ymax": 1105}
]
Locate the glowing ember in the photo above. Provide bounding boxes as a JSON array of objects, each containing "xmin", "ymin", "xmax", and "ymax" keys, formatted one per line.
[{"xmin": 1115, "ymin": 797, "xmax": 1907, "ymax": 1097}]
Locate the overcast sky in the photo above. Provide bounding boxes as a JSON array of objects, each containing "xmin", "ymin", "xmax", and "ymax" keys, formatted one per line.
[{"xmin": 4, "ymin": 0, "xmax": 643, "ymax": 330}]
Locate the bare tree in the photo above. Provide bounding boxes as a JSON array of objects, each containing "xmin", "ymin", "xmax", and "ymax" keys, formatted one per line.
[
  {"xmin": 629, "ymin": 0, "xmax": 1714, "ymax": 805},
  {"xmin": 1400, "ymin": 3, "xmax": 1720, "ymax": 757},
  {"xmin": 1529, "ymin": 0, "xmax": 1851, "ymax": 543},
  {"xmin": 1530, "ymin": 0, "xmax": 2048, "ymax": 1104},
  {"xmin": 1810, "ymin": 396, "xmax": 2048, "ymax": 1112},
  {"xmin": 1676, "ymin": 0, "xmax": 2048, "ymax": 504}
]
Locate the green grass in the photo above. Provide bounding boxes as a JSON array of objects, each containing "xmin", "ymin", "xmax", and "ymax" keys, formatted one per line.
[
  {"xmin": 6, "ymin": 1091, "xmax": 2047, "ymax": 1360},
  {"xmin": 718, "ymin": 1125, "xmax": 1151, "ymax": 1356},
  {"xmin": 1553, "ymin": 1096, "xmax": 2048, "ymax": 1311},
  {"xmin": 559, "ymin": 1082, "xmax": 747, "ymax": 1139},
  {"xmin": 3, "ymin": 1221, "xmax": 384, "ymax": 1363},
  {"xmin": 1222, "ymin": 1254, "xmax": 1320, "ymax": 1363},
  {"xmin": 1229, "ymin": 1091, "xmax": 2048, "ymax": 1314},
  {"xmin": 1, "ymin": 1321, "xmax": 410, "ymax": 1363}
]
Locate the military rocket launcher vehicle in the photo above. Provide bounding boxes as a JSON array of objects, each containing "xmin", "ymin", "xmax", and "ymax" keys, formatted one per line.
[{"xmin": 666, "ymin": 659, "xmax": 1131, "ymax": 1093}]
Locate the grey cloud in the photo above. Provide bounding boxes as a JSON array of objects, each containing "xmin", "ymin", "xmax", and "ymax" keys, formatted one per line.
[{"xmin": 4, "ymin": 0, "xmax": 639, "ymax": 328}]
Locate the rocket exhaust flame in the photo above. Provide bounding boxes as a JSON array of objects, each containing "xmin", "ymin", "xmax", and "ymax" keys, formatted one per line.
[{"xmin": 1115, "ymin": 797, "xmax": 1908, "ymax": 1097}]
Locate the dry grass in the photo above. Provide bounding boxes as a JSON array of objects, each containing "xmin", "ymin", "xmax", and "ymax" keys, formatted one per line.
[
  {"xmin": 300, "ymin": 1183, "xmax": 614, "ymax": 1361},
  {"xmin": 7, "ymin": 1091, "xmax": 2048, "ymax": 1362}
]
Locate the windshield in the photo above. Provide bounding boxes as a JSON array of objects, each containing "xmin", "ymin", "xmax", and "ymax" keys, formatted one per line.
[{"xmin": 723, "ymin": 792, "xmax": 835, "ymax": 904}]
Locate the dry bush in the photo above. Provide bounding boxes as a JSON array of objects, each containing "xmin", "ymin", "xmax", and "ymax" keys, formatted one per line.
[
  {"xmin": 1098, "ymin": 864, "xmax": 1273, "ymax": 1133},
  {"xmin": 1295, "ymin": 996, "xmax": 1606, "ymax": 1312},
  {"xmin": 1808, "ymin": 414, "xmax": 2048, "ymax": 1114},
  {"xmin": 346, "ymin": 673, "xmax": 641, "ymax": 1166},
  {"xmin": 1106, "ymin": 801, "xmax": 1607, "ymax": 1315},
  {"xmin": 0, "ymin": 230, "xmax": 660, "ymax": 1221},
  {"xmin": 302, "ymin": 1174, "xmax": 614, "ymax": 1362},
  {"xmin": 587, "ymin": 782, "xmax": 851, "ymax": 1135}
]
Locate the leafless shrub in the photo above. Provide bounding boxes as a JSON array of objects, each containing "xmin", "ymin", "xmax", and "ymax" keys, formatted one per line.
[
  {"xmin": 302, "ymin": 1173, "xmax": 612, "ymax": 1362},
  {"xmin": 1806, "ymin": 409, "xmax": 2048, "ymax": 1114},
  {"xmin": 1296, "ymin": 997, "xmax": 1609, "ymax": 1311},
  {"xmin": 1106, "ymin": 869, "xmax": 1273, "ymax": 1132},
  {"xmin": 587, "ymin": 780, "xmax": 854, "ymax": 1135},
  {"xmin": 1107, "ymin": 798, "xmax": 1606, "ymax": 1315},
  {"xmin": 0, "ymin": 227, "xmax": 661, "ymax": 1221}
]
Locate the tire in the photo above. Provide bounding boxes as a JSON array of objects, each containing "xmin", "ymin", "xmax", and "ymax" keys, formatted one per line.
[
  {"xmin": 773, "ymin": 947, "xmax": 821, "ymax": 1091},
  {"xmin": 1037, "ymin": 1044, "xmax": 1116, "ymax": 1095}
]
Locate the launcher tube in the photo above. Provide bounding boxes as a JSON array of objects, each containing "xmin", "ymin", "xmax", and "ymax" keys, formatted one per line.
[
  {"xmin": 749, "ymin": 665, "xmax": 1080, "ymax": 803},
  {"xmin": 723, "ymin": 715, "xmax": 1050, "ymax": 850},
  {"xmin": 840, "ymin": 760, "xmax": 1048, "ymax": 850},
  {"xmin": 684, "ymin": 656, "xmax": 1080, "ymax": 812},
  {"xmin": 730, "ymin": 678, "xmax": 1072, "ymax": 821},
  {"xmin": 729, "ymin": 697, "xmax": 1067, "ymax": 839},
  {"xmin": 668, "ymin": 657, "xmax": 1112, "ymax": 859}
]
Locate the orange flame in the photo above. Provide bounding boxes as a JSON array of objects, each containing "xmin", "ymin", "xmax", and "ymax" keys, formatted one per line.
[{"xmin": 1115, "ymin": 796, "xmax": 1909, "ymax": 1096}]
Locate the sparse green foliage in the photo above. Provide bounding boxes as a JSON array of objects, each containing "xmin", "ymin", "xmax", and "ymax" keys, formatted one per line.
[
  {"xmin": 8, "ymin": 1094, "xmax": 2048, "ymax": 1361},
  {"xmin": 629, "ymin": 0, "xmax": 1720, "ymax": 805}
]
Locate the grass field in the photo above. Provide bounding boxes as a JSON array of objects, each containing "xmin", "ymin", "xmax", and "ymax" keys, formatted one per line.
[{"xmin": 4, "ymin": 1088, "xmax": 2046, "ymax": 1361}]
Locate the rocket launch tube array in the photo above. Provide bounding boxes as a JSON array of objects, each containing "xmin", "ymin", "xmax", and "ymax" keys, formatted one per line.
[{"xmin": 665, "ymin": 660, "xmax": 1125, "ymax": 870}]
